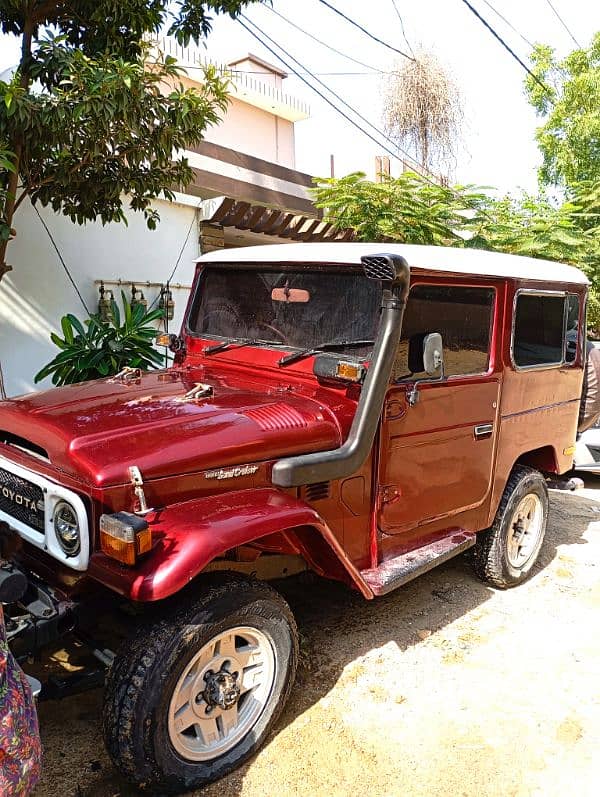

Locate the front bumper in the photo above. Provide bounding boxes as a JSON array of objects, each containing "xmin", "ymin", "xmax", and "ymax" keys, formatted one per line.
[{"xmin": 1, "ymin": 561, "xmax": 77, "ymax": 661}]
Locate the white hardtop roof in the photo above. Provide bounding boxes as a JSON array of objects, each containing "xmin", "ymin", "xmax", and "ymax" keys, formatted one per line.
[{"xmin": 197, "ymin": 243, "xmax": 588, "ymax": 285}]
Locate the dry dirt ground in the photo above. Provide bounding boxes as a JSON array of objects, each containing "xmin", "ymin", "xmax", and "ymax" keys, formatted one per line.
[{"xmin": 33, "ymin": 481, "xmax": 600, "ymax": 797}]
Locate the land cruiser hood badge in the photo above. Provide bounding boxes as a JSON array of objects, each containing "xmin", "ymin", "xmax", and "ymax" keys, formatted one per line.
[{"xmin": 204, "ymin": 465, "xmax": 259, "ymax": 480}]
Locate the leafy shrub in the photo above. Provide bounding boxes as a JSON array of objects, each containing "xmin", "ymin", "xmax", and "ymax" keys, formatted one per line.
[{"xmin": 35, "ymin": 292, "xmax": 164, "ymax": 386}]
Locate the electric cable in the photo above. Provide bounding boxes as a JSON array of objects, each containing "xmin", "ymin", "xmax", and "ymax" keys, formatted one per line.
[
  {"xmin": 33, "ymin": 204, "xmax": 90, "ymax": 314},
  {"xmin": 478, "ymin": 0, "xmax": 535, "ymax": 50},
  {"xmin": 390, "ymin": 0, "xmax": 416, "ymax": 58},
  {"xmin": 149, "ymin": 204, "xmax": 198, "ymax": 310},
  {"xmin": 239, "ymin": 14, "xmax": 430, "ymax": 179},
  {"xmin": 459, "ymin": 0, "xmax": 554, "ymax": 98},
  {"xmin": 239, "ymin": 15, "xmax": 499, "ymax": 226},
  {"xmin": 316, "ymin": 0, "xmax": 414, "ymax": 61},
  {"xmin": 543, "ymin": 0, "xmax": 581, "ymax": 48},
  {"xmin": 264, "ymin": 5, "xmax": 385, "ymax": 73}
]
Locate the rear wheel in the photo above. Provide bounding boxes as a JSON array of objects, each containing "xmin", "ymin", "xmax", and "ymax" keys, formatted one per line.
[
  {"xmin": 473, "ymin": 466, "xmax": 548, "ymax": 589},
  {"xmin": 102, "ymin": 576, "xmax": 298, "ymax": 794}
]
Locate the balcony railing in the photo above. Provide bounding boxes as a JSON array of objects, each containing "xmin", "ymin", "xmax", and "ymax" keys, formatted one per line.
[{"xmin": 155, "ymin": 37, "xmax": 310, "ymax": 121}]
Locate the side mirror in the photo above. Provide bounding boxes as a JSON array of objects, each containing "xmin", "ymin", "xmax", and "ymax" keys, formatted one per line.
[
  {"xmin": 423, "ymin": 332, "xmax": 444, "ymax": 376},
  {"xmin": 406, "ymin": 332, "xmax": 445, "ymax": 407}
]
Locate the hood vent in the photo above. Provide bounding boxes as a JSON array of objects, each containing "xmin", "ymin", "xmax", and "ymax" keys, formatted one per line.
[
  {"xmin": 301, "ymin": 481, "xmax": 331, "ymax": 502},
  {"xmin": 245, "ymin": 402, "xmax": 308, "ymax": 432}
]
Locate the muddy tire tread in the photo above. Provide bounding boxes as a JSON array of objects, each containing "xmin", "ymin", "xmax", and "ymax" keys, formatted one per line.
[
  {"xmin": 102, "ymin": 573, "xmax": 298, "ymax": 794},
  {"xmin": 472, "ymin": 465, "xmax": 548, "ymax": 589}
]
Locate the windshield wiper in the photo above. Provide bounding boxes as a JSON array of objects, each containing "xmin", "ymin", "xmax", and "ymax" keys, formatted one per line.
[
  {"xmin": 204, "ymin": 337, "xmax": 287, "ymax": 355},
  {"xmin": 278, "ymin": 339, "xmax": 375, "ymax": 367}
]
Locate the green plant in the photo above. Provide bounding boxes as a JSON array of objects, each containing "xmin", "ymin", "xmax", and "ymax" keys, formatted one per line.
[{"xmin": 35, "ymin": 293, "xmax": 164, "ymax": 386}]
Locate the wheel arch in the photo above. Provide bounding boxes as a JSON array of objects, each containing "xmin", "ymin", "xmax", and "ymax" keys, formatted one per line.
[
  {"xmin": 514, "ymin": 445, "xmax": 559, "ymax": 474},
  {"xmin": 89, "ymin": 488, "xmax": 373, "ymax": 602}
]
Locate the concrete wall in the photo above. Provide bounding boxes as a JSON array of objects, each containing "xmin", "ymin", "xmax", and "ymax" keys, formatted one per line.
[
  {"xmin": 0, "ymin": 197, "xmax": 201, "ymax": 398},
  {"xmin": 203, "ymin": 96, "xmax": 296, "ymax": 168}
]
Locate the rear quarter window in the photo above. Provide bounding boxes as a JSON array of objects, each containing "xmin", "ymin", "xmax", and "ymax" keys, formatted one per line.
[{"xmin": 513, "ymin": 293, "xmax": 565, "ymax": 368}]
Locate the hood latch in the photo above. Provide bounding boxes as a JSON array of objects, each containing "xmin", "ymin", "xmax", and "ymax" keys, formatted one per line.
[{"xmin": 129, "ymin": 466, "xmax": 151, "ymax": 515}]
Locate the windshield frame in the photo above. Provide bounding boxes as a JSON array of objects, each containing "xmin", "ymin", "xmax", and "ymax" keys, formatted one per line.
[{"xmin": 184, "ymin": 261, "xmax": 379, "ymax": 355}]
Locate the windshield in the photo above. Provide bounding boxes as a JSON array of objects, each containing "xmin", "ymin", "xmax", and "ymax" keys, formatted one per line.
[{"xmin": 187, "ymin": 265, "xmax": 382, "ymax": 356}]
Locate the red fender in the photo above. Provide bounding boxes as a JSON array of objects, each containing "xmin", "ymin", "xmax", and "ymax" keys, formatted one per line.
[{"xmin": 88, "ymin": 488, "xmax": 373, "ymax": 601}]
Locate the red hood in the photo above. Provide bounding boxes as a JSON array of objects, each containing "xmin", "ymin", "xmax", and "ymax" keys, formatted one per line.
[{"xmin": 0, "ymin": 367, "xmax": 348, "ymax": 487}]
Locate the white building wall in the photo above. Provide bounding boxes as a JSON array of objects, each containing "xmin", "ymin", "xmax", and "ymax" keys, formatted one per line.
[
  {"xmin": 0, "ymin": 197, "xmax": 200, "ymax": 398},
  {"xmin": 202, "ymin": 96, "xmax": 296, "ymax": 168}
]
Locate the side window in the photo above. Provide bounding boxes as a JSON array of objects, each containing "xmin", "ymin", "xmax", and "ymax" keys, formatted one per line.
[
  {"xmin": 565, "ymin": 294, "xmax": 580, "ymax": 364},
  {"xmin": 513, "ymin": 293, "xmax": 565, "ymax": 368},
  {"xmin": 393, "ymin": 285, "xmax": 494, "ymax": 381}
]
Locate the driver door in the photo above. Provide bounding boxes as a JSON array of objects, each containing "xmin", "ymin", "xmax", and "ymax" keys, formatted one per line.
[{"xmin": 377, "ymin": 282, "xmax": 500, "ymax": 538}]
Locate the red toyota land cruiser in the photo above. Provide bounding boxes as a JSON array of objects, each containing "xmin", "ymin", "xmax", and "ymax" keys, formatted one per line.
[{"xmin": 0, "ymin": 243, "xmax": 588, "ymax": 793}]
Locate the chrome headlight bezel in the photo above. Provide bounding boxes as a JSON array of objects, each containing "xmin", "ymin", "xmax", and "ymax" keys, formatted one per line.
[{"xmin": 53, "ymin": 500, "xmax": 81, "ymax": 557}]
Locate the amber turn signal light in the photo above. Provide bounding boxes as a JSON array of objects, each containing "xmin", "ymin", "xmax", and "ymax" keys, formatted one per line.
[{"xmin": 99, "ymin": 512, "xmax": 152, "ymax": 566}]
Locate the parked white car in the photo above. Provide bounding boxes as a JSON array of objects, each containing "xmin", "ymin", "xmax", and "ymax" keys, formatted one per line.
[
  {"xmin": 574, "ymin": 416, "xmax": 600, "ymax": 474},
  {"xmin": 573, "ymin": 340, "xmax": 600, "ymax": 475}
]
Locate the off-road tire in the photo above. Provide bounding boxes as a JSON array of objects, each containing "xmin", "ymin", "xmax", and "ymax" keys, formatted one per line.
[
  {"xmin": 102, "ymin": 575, "xmax": 298, "ymax": 794},
  {"xmin": 472, "ymin": 466, "xmax": 548, "ymax": 589}
]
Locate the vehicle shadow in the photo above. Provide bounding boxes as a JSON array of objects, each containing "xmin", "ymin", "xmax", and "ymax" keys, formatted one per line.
[{"xmin": 34, "ymin": 487, "xmax": 597, "ymax": 797}]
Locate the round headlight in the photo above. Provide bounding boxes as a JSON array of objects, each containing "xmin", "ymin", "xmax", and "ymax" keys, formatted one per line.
[{"xmin": 53, "ymin": 501, "xmax": 81, "ymax": 557}]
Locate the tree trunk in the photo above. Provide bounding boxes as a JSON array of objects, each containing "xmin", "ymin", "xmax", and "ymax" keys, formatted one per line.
[{"xmin": 0, "ymin": 19, "xmax": 34, "ymax": 285}]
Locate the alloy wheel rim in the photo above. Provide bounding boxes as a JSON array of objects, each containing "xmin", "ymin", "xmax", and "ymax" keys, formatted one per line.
[
  {"xmin": 507, "ymin": 493, "xmax": 544, "ymax": 568},
  {"xmin": 167, "ymin": 626, "xmax": 276, "ymax": 762}
]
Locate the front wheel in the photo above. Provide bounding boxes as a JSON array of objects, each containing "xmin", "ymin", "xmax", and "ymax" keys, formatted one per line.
[
  {"xmin": 472, "ymin": 465, "xmax": 549, "ymax": 589},
  {"xmin": 102, "ymin": 576, "xmax": 298, "ymax": 794}
]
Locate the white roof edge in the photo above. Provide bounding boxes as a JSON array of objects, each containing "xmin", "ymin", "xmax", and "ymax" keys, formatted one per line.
[{"xmin": 196, "ymin": 243, "xmax": 589, "ymax": 285}]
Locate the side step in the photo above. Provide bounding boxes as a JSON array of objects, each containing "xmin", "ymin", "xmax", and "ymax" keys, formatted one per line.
[{"xmin": 360, "ymin": 531, "xmax": 476, "ymax": 597}]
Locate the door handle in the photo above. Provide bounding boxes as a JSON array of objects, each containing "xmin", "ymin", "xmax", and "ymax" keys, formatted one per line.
[{"xmin": 474, "ymin": 423, "xmax": 493, "ymax": 439}]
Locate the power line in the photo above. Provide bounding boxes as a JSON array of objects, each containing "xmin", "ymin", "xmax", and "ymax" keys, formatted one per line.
[
  {"xmin": 478, "ymin": 0, "xmax": 535, "ymax": 50},
  {"xmin": 264, "ymin": 5, "xmax": 384, "ymax": 73},
  {"xmin": 238, "ymin": 14, "xmax": 499, "ymax": 227},
  {"xmin": 543, "ymin": 0, "xmax": 581, "ymax": 49},
  {"xmin": 316, "ymin": 0, "xmax": 414, "ymax": 61},
  {"xmin": 238, "ymin": 14, "xmax": 431, "ymax": 180},
  {"xmin": 33, "ymin": 204, "xmax": 90, "ymax": 315},
  {"xmin": 390, "ymin": 0, "xmax": 416, "ymax": 58},
  {"xmin": 459, "ymin": 0, "xmax": 554, "ymax": 98}
]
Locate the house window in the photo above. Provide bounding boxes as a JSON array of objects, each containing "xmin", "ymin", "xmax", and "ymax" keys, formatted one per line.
[
  {"xmin": 393, "ymin": 285, "xmax": 495, "ymax": 380},
  {"xmin": 513, "ymin": 292, "xmax": 566, "ymax": 368}
]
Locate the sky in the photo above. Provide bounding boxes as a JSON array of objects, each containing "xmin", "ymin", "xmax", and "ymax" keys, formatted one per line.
[{"xmin": 1, "ymin": 0, "xmax": 599, "ymax": 195}]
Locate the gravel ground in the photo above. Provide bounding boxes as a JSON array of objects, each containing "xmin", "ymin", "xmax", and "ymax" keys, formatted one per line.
[{"xmin": 33, "ymin": 480, "xmax": 600, "ymax": 797}]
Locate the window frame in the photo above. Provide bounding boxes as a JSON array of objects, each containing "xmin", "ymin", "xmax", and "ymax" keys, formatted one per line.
[
  {"xmin": 510, "ymin": 288, "xmax": 570, "ymax": 372},
  {"xmin": 393, "ymin": 281, "xmax": 497, "ymax": 383}
]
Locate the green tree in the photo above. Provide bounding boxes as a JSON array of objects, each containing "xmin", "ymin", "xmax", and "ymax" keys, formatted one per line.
[
  {"xmin": 312, "ymin": 172, "xmax": 599, "ymax": 278},
  {"xmin": 525, "ymin": 34, "xmax": 600, "ymax": 190},
  {"xmin": 0, "ymin": 1, "xmax": 262, "ymax": 282},
  {"xmin": 313, "ymin": 171, "xmax": 488, "ymax": 245}
]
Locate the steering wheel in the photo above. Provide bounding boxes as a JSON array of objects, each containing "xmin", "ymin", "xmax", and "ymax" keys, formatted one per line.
[{"xmin": 255, "ymin": 322, "xmax": 287, "ymax": 343}]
